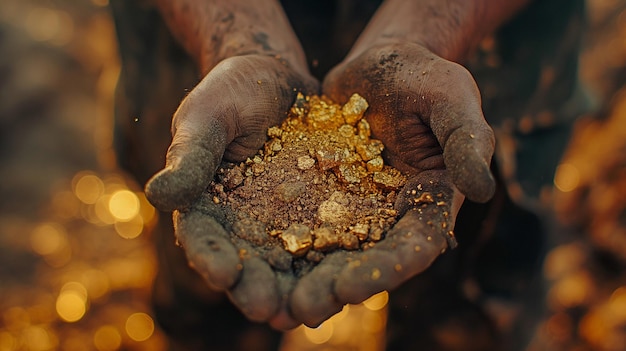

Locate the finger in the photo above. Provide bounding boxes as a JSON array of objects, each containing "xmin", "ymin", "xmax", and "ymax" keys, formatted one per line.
[
  {"xmin": 290, "ymin": 252, "xmax": 349, "ymax": 327},
  {"xmin": 427, "ymin": 62, "xmax": 496, "ymax": 203},
  {"xmin": 226, "ymin": 250, "xmax": 281, "ymax": 322},
  {"xmin": 333, "ymin": 212, "xmax": 447, "ymax": 305},
  {"xmin": 269, "ymin": 271, "xmax": 300, "ymax": 330},
  {"xmin": 175, "ymin": 209, "xmax": 242, "ymax": 290},
  {"xmin": 145, "ymin": 93, "xmax": 231, "ymax": 212}
]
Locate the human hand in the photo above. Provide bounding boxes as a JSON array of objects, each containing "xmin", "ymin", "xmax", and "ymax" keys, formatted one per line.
[
  {"xmin": 144, "ymin": 54, "xmax": 318, "ymax": 326},
  {"xmin": 289, "ymin": 42, "xmax": 496, "ymax": 326}
]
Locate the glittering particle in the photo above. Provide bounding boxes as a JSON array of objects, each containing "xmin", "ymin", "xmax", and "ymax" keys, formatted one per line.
[{"xmin": 371, "ymin": 268, "xmax": 381, "ymax": 280}]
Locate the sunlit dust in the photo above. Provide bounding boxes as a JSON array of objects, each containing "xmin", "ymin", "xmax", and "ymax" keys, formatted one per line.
[
  {"xmin": 93, "ymin": 325, "xmax": 121, "ymax": 351},
  {"xmin": 125, "ymin": 313, "xmax": 155, "ymax": 342},
  {"xmin": 108, "ymin": 190, "xmax": 140, "ymax": 221}
]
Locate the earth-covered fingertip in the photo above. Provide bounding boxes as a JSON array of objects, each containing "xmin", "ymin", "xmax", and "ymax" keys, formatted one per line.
[
  {"xmin": 145, "ymin": 145, "xmax": 217, "ymax": 212},
  {"xmin": 291, "ymin": 281, "xmax": 344, "ymax": 328},
  {"xmin": 450, "ymin": 158, "xmax": 495, "ymax": 204},
  {"xmin": 443, "ymin": 141, "xmax": 495, "ymax": 204},
  {"xmin": 144, "ymin": 168, "xmax": 186, "ymax": 212},
  {"xmin": 227, "ymin": 256, "xmax": 280, "ymax": 322},
  {"xmin": 269, "ymin": 308, "xmax": 301, "ymax": 331},
  {"xmin": 176, "ymin": 211, "xmax": 242, "ymax": 290},
  {"xmin": 290, "ymin": 253, "xmax": 346, "ymax": 327}
]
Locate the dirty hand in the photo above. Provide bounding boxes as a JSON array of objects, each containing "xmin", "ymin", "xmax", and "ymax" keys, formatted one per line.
[
  {"xmin": 289, "ymin": 42, "xmax": 496, "ymax": 326},
  {"xmin": 144, "ymin": 54, "xmax": 318, "ymax": 326}
]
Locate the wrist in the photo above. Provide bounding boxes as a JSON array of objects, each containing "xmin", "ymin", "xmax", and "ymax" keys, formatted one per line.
[
  {"xmin": 155, "ymin": 0, "xmax": 309, "ymax": 76},
  {"xmin": 347, "ymin": 0, "xmax": 530, "ymax": 63}
]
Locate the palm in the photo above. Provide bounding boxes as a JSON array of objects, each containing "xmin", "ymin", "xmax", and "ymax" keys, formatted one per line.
[{"xmin": 285, "ymin": 43, "xmax": 497, "ymax": 327}]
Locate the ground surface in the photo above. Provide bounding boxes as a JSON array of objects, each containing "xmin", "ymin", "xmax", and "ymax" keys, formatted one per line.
[{"xmin": 0, "ymin": 1, "xmax": 625, "ymax": 350}]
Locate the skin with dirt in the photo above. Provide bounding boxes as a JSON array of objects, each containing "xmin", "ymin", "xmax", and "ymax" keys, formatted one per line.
[{"xmin": 205, "ymin": 93, "xmax": 408, "ymax": 277}]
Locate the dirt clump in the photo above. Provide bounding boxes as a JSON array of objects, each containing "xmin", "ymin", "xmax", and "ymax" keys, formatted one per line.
[{"xmin": 207, "ymin": 93, "xmax": 407, "ymax": 272}]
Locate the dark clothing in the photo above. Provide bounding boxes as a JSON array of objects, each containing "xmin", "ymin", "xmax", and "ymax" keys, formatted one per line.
[{"xmin": 110, "ymin": 1, "xmax": 591, "ymax": 350}]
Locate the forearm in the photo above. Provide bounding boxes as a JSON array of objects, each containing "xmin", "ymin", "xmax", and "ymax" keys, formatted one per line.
[
  {"xmin": 347, "ymin": 0, "xmax": 531, "ymax": 63},
  {"xmin": 153, "ymin": 0, "xmax": 308, "ymax": 75}
]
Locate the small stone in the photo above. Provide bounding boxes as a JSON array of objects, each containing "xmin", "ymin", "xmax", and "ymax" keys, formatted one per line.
[
  {"xmin": 350, "ymin": 223, "xmax": 370, "ymax": 241},
  {"xmin": 306, "ymin": 97, "xmax": 344, "ymax": 130},
  {"xmin": 328, "ymin": 191, "xmax": 349, "ymax": 206},
  {"xmin": 318, "ymin": 199, "xmax": 349, "ymax": 224},
  {"xmin": 251, "ymin": 163, "xmax": 265, "ymax": 176},
  {"xmin": 275, "ymin": 181, "xmax": 306, "ymax": 203},
  {"xmin": 342, "ymin": 93, "xmax": 369, "ymax": 125},
  {"xmin": 339, "ymin": 231, "xmax": 360, "ymax": 250},
  {"xmin": 267, "ymin": 126, "xmax": 283, "ymax": 138},
  {"xmin": 265, "ymin": 139, "xmax": 282, "ymax": 154},
  {"xmin": 369, "ymin": 225, "xmax": 384, "ymax": 242},
  {"xmin": 366, "ymin": 157, "xmax": 384, "ymax": 172},
  {"xmin": 222, "ymin": 166, "xmax": 245, "ymax": 189},
  {"xmin": 337, "ymin": 164, "xmax": 366, "ymax": 184},
  {"xmin": 280, "ymin": 224, "xmax": 312, "ymax": 256},
  {"xmin": 357, "ymin": 119, "xmax": 371, "ymax": 140},
  {"xmin": 315, "ymin": 148, "xmax": 341, "ymax": 171},
  {"xmin": 356, "ymin": 140, "xmax": 384, "ymax": 161},
  {"xmin": 297, "ymin": 155, "xmax": 315, "ymax": 170},
  {"xmin": 338, "ymin": 124, "xmax": 356, "ymax": 138},
  {"xmin": 373, "ymin": 171, "xmax": 406, "ymax": 190},
  {"xmin": 312, "ymin": 227, "xmax": 339, "ymax": 251}
]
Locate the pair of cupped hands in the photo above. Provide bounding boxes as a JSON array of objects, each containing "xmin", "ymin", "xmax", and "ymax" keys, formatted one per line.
[{"xmin": 144, "ymin": 42, "xmax": 496, "ymax": 330}]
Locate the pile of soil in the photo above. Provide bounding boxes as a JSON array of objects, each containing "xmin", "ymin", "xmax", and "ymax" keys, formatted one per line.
[{"xmin": 207, "ymin": 93, "xmax": 406, "ymax": 271}]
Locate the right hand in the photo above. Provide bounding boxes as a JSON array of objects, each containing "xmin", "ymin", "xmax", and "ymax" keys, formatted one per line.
[{"xmin": 144, "ymin": 54, "xmax": 318, "ymax": 326}]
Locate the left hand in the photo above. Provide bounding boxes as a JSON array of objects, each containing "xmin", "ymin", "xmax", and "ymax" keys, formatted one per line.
[{"xmin": 288, "ymin": 42, "xmax": 496, "ymax": 326}]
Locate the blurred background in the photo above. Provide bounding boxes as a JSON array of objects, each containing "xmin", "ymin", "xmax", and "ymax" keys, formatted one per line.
[{"xmin": 0, "ymin": 0, "xmax": 625, "ymax": 350}]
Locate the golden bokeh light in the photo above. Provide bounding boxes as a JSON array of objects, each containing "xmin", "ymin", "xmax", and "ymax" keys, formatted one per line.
[
  {"xmin": 93, "ymin": 325, "xmax": 121, "ymax": 351},
  {"xmin": 22, "ymin": 326, "xmax": 57, "ymax": 351},
  {"xmin": 114, "ymin": 215, "xmax": 144, "ymax": 239},
  {"xmin": 0, "ymin": 331, "xmax": 17, "ymax": 351},
  {"xmin": 548, "ymin": 271, "xmax": 593, "ymax": 309},
  {"xmin": 91, "ymin": 0, "xmax": 110, "ymax": 6},
  {"xmin": 137, "ymin": 192, "xmax": 156, "ymax": 224},
  {"xmin": 56, "ymin": 283, "xmax": 88, "ymax": 323},
  {"xmin": 554, "ymin": 163, "xmax": 580, "ymax": 192},
  {"xmin": 361, "ymin": 312, "xmax": 385, "ymax": 333},
  {"xmin": 125, "ymin": 312, "xmax": 155, "ymax": 342},
  {"xmin": 108, "ymin": 190, "xmax": 140, "ymax": 221},
  {"xmin": 303, "ymin": 321, "xmax": 334, "ymax": 345},
  {"xmin": 94, "ymin": 195, "xmax": 116, "ymax": 225},
  {"xmin": 363, "ymin": 291, "xmax": 389, "ymax": 311},
  {"xmin": 81, "ymin": 270, "xmax": 110, "ymax": 300},
  {"xmin": 3, "ymin": 307, "xmax": 30, "ymax": 332},
  {"xmin": 30, "ymin": 223, "xmax": 68, "ymax": 256},
  {"xmin": 73, "ymin": 173, "xmax": 105, "ymax": 205}
]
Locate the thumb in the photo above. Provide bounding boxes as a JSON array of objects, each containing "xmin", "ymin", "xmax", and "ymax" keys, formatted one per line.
[{"xmin": 145, "ymin": 92, "xmax": 232, "ymax": 212}]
